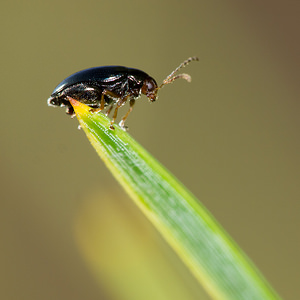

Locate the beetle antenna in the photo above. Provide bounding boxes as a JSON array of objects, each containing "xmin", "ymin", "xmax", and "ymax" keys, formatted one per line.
[{"xmin": 158, "ymin": 56, "xmax": 199, "ymax": 90}]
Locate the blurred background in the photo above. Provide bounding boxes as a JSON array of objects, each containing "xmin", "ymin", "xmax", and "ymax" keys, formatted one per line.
[{"xmin": 1, "ymin": 0, "xmax": 299, "ymax": 299}]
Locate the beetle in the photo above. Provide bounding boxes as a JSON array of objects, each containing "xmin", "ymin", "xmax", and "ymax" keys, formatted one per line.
[{"xmin": 47, "ymin": 56, "xmax": 199, "ymax": 130}]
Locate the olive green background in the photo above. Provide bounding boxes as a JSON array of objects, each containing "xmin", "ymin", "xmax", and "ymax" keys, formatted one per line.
[{"xmin": 1, "ymin": 1, "xmax": 299, "ymax": 299}]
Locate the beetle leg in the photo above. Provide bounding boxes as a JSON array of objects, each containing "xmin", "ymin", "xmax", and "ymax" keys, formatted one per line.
[
  {"xmin": 90, "ymin": 90, "xmax": 117, "ymax": 113},
  {"xmin": 105, "ymin": 103, "xmax": 114, "ymax": 116},
  {"xmin": 109, "ymin": 96, "xmax": 129, "ymax": 130},
  {"xmin": 119, "ymin": 99, "xmax": 135, "ymax": 129},
  {"xmin": 100, "ymin": 92, "xmax": 106, "ymax": 110}
]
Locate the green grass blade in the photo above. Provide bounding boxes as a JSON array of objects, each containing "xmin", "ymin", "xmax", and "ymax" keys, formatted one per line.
[{"xmin": 70, "ymin": 99, "xmax": 281, "ymax": 300}]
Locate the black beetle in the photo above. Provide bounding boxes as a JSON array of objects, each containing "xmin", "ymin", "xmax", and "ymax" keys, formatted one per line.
[{"xmin": 48, "ymin": 57, "xmax": 198, "ymax": 130}]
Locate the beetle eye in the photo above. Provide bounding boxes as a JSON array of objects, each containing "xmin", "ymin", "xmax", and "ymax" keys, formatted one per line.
[
  {"xmin": 146, "ymin": 79, "xmax": 155, "ymax": 91},
  {"xmin": 142, "ymin": 78, "xmax": 156, "ymax": 93}
]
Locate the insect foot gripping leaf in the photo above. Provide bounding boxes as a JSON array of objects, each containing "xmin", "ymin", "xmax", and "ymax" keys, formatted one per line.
[{"xmin": 67, "ymin": 98, "xmax": 281, "ymax": 300}]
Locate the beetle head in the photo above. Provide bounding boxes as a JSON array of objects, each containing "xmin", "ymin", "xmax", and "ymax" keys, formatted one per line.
[{"xmin": 141, "ymin": 77, "xmax": 158, "ymax": 102}]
